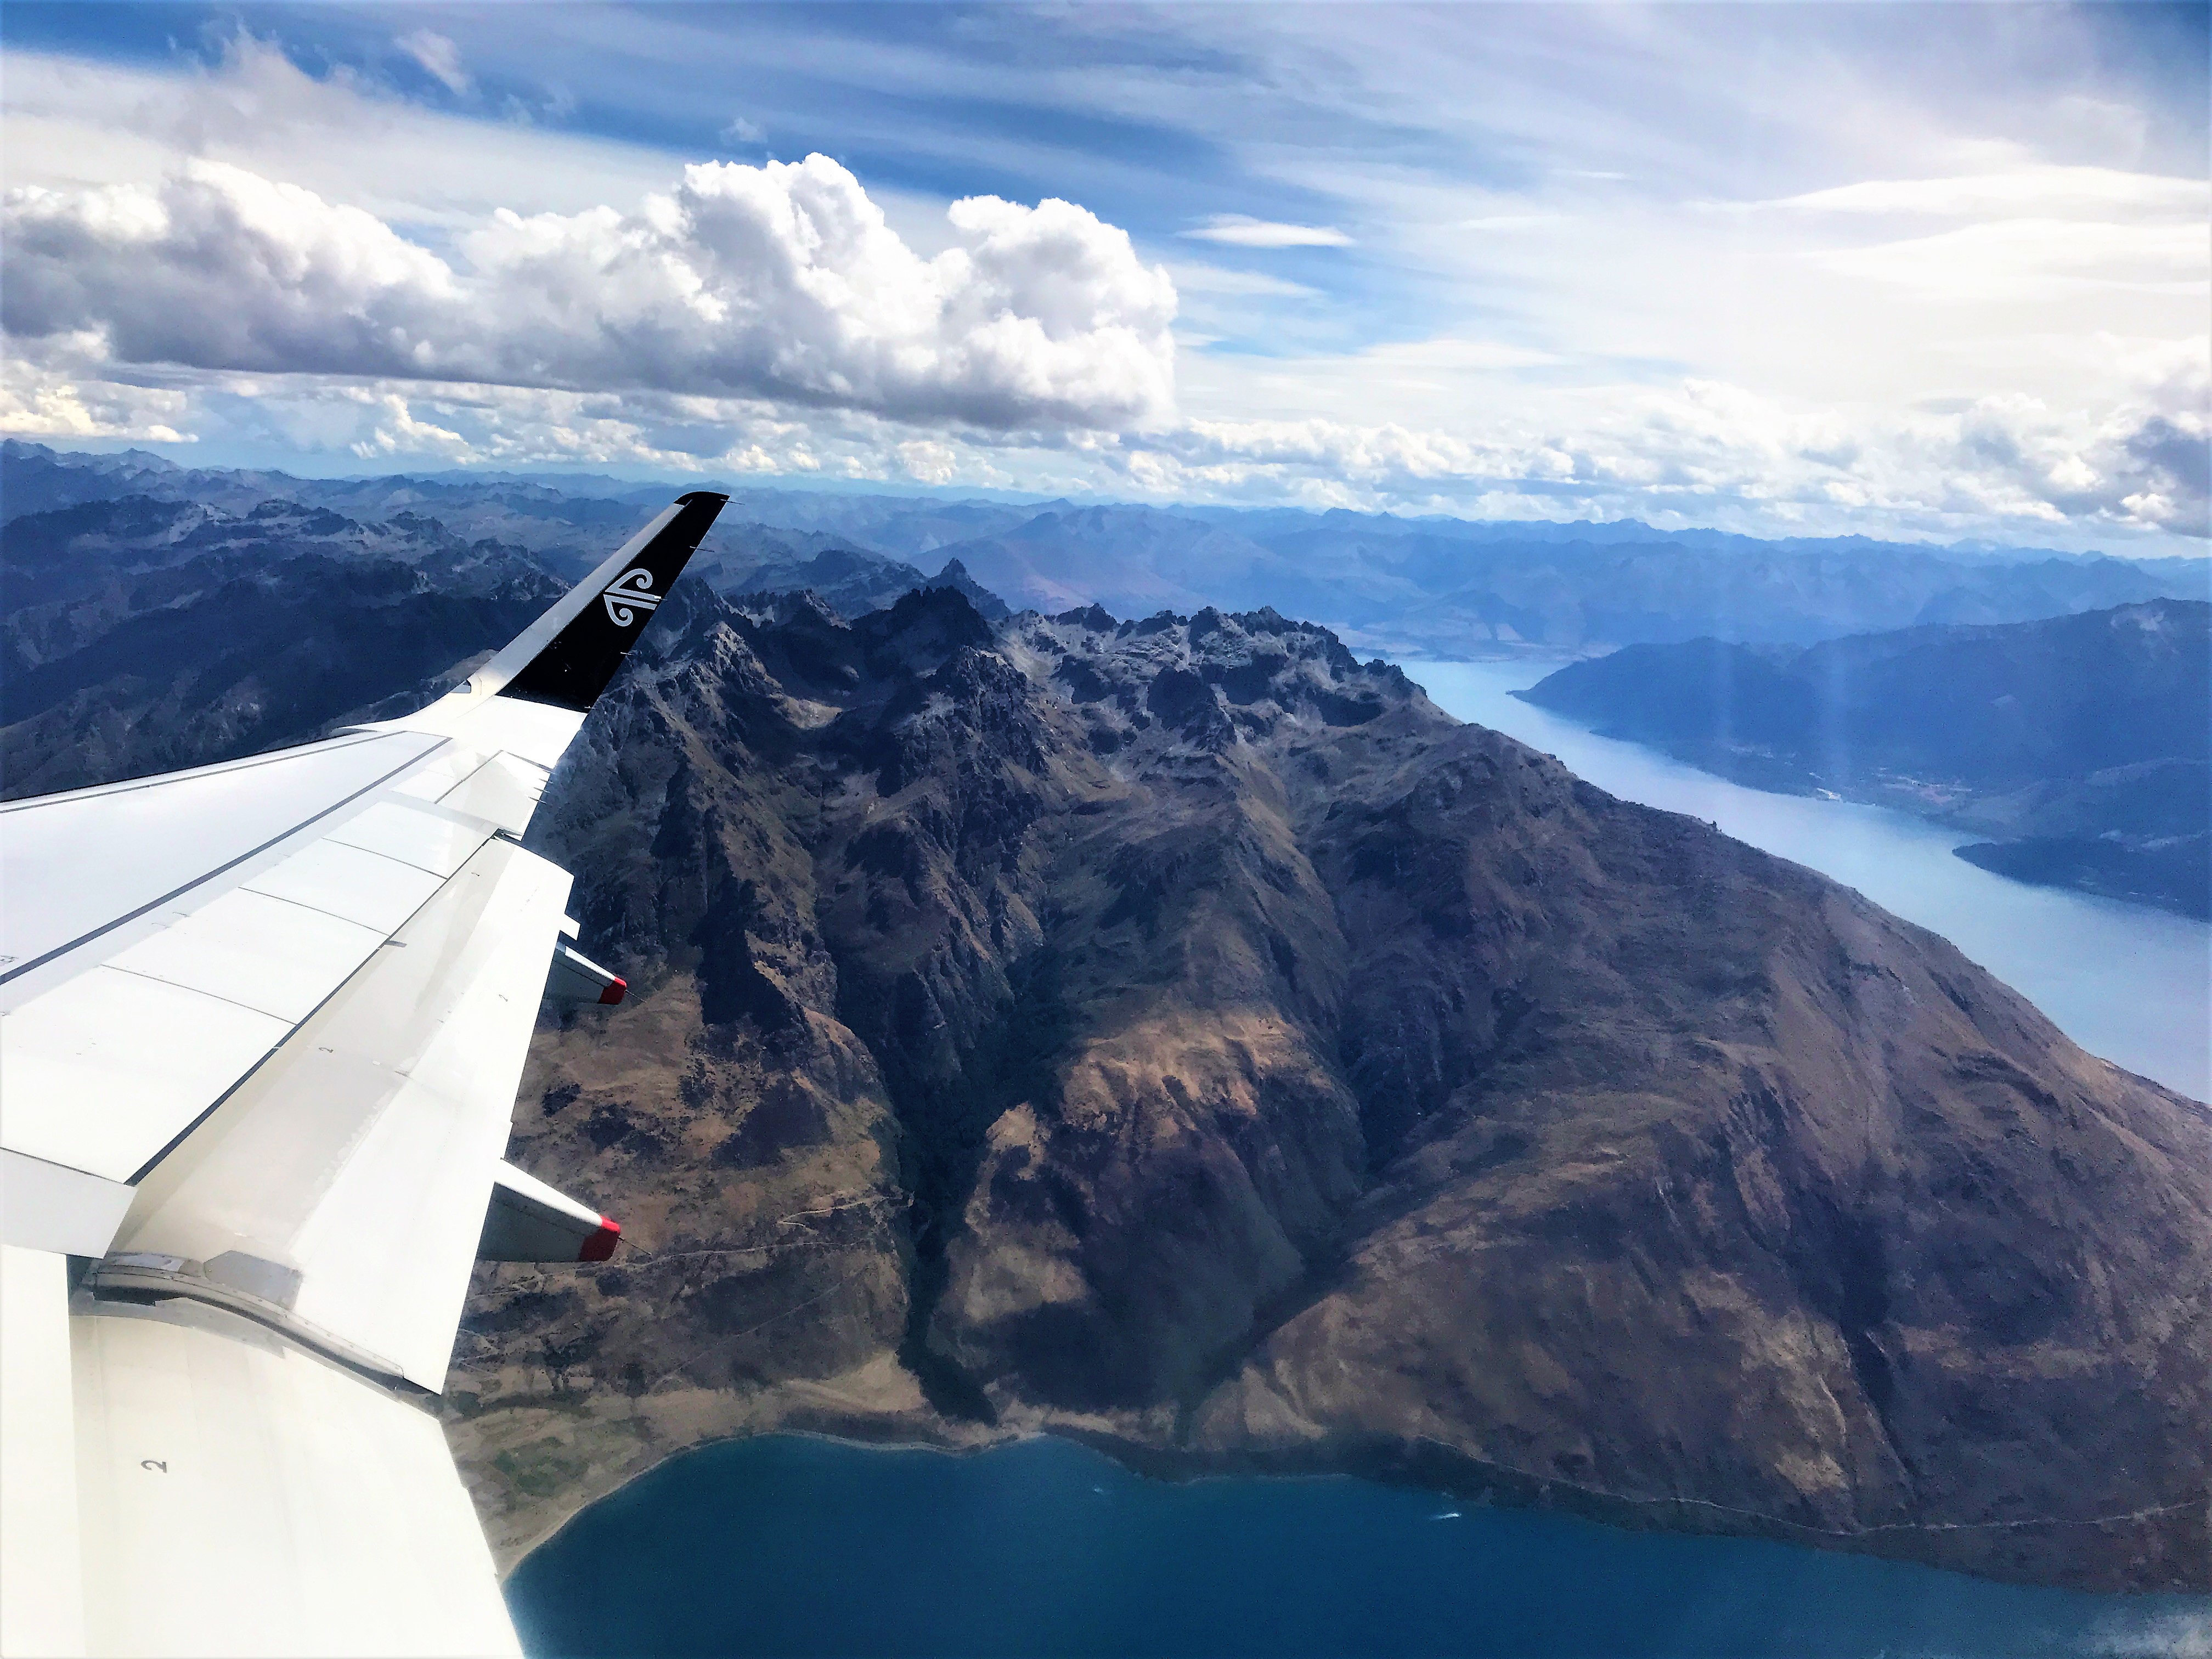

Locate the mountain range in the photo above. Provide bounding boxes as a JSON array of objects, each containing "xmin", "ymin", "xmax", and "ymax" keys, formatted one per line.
[
  {"xmin": 436, "ymin": 583, "xmax": 2205, "ymax": 1596},
  {"xmin": 8, "ymin": 441, "xmax": 2201, "ymax": 657},
  {"xmin": 0, "ymin": 493, "xmax": 561, "ymax": 797},
  {"xmin": 4, "ymin": 443, "xmax": 2205, "ymax": 1599},
  {"xmin": 1517, "ymin": 602, "xmax": 2210, "ymax": 917}
]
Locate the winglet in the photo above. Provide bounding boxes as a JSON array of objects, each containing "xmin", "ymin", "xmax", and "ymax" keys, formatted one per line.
[{"xmin": 493, "ymin": 491, "xmax": 729, "ymax": 711}]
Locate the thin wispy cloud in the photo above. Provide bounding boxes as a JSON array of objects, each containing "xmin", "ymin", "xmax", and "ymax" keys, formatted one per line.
[
  {"xmin": 1762, "ymin": 166, "xmax": 2208, "ymax": 217},
  {"xmin": 1180, "ymin": 215, "xmax": 1353, "ymax": 249},
  {"xmin": 396, "ymin": 30, "xmax": 471, "ymax": 97},
  {"xmin": 1166, "ymin": 263, "xmax": 1320, "ymax": 299}
]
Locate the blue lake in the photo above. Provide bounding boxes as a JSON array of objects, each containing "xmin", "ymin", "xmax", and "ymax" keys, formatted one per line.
[{"xmin": 508, "ymin": 1435, "xmax": 2208, "ymax": 1658}]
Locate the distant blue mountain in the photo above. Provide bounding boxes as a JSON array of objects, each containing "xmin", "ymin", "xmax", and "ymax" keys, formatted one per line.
[
  {"xmin": 1519, "ymin": 600, "xmax": 2210, "ymax": 916},
  {"xmin": 6, "ymin": 441, "xmax": 2203, "ymax": 654}
]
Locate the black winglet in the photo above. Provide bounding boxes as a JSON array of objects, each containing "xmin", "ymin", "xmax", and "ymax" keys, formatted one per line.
[{"xmin": 497, "ymin": 492, "xmax": 728, "ymax": 711}]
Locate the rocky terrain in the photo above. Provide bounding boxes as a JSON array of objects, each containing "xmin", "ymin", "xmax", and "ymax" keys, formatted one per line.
[
  {"xmin": 443, "ymin": 581, "xmax": 2210, "ymax": 1595},
  {"xmin": 1520, "ymin": 602, "xmax": 2210, "ymax": 916},
  {"xmin": 4, "ymin": 447, "xmax": 2202, "ymax": 1593},
  {"xmin": 0, "ymin": 495, "xmax": 561, "ymax": 797},
  {"xmin": 689, "ymin": 520, "xmax": 1011, "ymax": 620}
]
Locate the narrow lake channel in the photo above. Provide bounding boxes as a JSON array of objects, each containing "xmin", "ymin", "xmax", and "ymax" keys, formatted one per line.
[{"xmin": 1405, "ymin": 658, "xmax": 2209, "ymax": 1103}]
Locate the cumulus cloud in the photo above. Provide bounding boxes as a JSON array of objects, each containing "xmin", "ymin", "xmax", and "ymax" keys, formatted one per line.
[
  {"xmin": 1126, "ymin": 347, "xmax": 2211, "ymax": 539},
  {"xmin": 1, "ymin": 155, "xmax": 1179, "ymax": 431},
  {"xmin": 0, "ymin": 360, "xmax": 193, "ymax": 444},
  {"xmin": 10, "ymin": 329, "xmax": 2199, "ymax": 544},
  {"xmin": 0, "ymin": 119, "xmax": 2197, "ymax": 547},
  {"xmin": 1180, "ymin": 215, "xmax": 1353, "ymax": 248}
]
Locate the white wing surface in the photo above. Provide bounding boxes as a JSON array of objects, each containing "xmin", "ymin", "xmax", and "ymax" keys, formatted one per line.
[{"xmin": 0, "ymin": 492, "xmax": 726, "ymax": 1657}]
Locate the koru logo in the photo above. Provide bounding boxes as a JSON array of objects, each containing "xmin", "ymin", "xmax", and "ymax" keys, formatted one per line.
[{"xmin": 601, "ymin": 568, "xmax": 663, "ymax": 627}]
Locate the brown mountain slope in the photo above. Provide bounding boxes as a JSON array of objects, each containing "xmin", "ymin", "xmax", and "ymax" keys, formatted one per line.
[{"xmin": 447, "ymin": 585, "xmax": 2209, "ymax": 1592}]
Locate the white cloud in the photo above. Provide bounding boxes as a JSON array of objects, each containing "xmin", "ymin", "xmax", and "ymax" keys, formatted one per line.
[
  {"xmin": 1180, "ymin": 215, "xmax": 1352, "ymax": 249},
  {"xmin": 348, "ymin": 391, "xmax": 475, "ymax": 461},
  {"xmin": 1139, "ymin": 339, "xmax": 2211, "ymax": 540},
  {"xmin": 0, "ymin": 348, "xmax": 193, "ymax": 444},
  {"xmin": 720, "ymin": 116, "xmax": 764, "ymax": 145},
  {"xmin": 1768, "ymin": 165, "xmax": 2207, "ymax": 218},
  {"xmin": 396, "ymin": 31, "xmax": 472, "ymax": 98},
  {"xmin": 1163, "ymin": 262, "xmax": 1319, "ymax": 299},
  {"xmin": 2, "ymin": 156, "xmax": 1179, "ymax": 430},
  {"xmin": 1455, "ymin": 215, "xmax": 1565, "ymax": 232},
  {"xmin": 2, "ymin": 22, "xmax": 2203, "ymax": 551},
  {"xmin": 9, "ymin": 333, "xmax": 2199, "ymax": 545},
  {"xmin": 1815, "ymin": 219, "xmax": 2209, "ymax": 302}
]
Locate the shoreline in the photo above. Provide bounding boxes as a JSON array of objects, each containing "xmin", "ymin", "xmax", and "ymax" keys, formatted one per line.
[{"xmin": 466, "ymin": 1384, "xmax": 2209, "ymax": 1598}]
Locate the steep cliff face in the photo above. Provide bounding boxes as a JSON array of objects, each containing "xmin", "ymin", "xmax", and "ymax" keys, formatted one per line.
[{"xmin": 450, "ymin": 584, "xmax": 2209, "ymax": 1593}]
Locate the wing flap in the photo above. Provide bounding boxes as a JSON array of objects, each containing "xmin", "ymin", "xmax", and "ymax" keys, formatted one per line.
[
  {"xmin": 434, "ymin": 751, "xmax": 555, "ymax": 833},
  {"xmin": 1, "ymin": 1152, "xmax": 135, "ymax": 1255},
  {"xmin": 323, "ymin": 796, "xmax": 501, "ymax": 877},
  {"xmin": 1, "ymin": 795, "xmax": 507, "ymax": 1196},
  {"xmin": 104, "ymin": 836, "xmax": 572, "ymax": 1387},
  {"xmin": 240, "ymin": 838, "xmax": 448, "ymax": 933},
  {"xmin": 71, "ymin": 1298, "xmax": 520, "ymax": 1658},
  {"xmin": 106, "ymin": 889, "xmax": 385, "ymax": 1024}
]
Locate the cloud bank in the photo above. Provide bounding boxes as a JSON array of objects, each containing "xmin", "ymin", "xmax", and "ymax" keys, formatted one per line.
[
  {"xmin": 0, "ymin": 20, "xmax": 2202, "ymax": 550},
  {"xmin": 3, "ymin": 156, "xmax": 1178, "ymax": 430}
]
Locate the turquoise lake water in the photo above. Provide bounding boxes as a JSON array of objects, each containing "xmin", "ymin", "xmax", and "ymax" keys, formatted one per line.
[
  {"xmin": 506, "ymin": 655, "xmax": 2210, "ymax": 1658},
  {"xmin": 507, "ymin": 1436, "xmax": 2208, "ymax": 1658}
]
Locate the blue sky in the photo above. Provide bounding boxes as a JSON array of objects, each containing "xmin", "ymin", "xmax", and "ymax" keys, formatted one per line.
[{"xmin": 2, "ymin": 3, "xmax": 2205, "ymax": 549}]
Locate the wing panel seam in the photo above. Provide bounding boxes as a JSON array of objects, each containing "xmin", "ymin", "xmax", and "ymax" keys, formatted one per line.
[
  {"xmin": 0, "ymin": 729, "xmax": 394, "ymax": 812},
  {"xmin": 120, "ymin": 834, "xmax": 539, "ymax": 1184},
  {"xmin": 0, "ymin": 737, "xmax": 450, "ymax": 988}
]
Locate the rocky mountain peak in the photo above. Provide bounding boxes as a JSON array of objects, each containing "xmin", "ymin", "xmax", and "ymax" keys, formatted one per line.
[{"xmin": 453, "ymin": 590, "xmax": 2207, "ymax": 1594}]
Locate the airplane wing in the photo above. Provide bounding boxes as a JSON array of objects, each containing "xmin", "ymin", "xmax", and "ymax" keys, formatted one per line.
[{"xmin": 0, "ymin": 492, "xmax": 727, "ymax": 1658}]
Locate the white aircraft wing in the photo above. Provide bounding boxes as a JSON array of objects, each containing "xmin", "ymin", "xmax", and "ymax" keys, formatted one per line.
[{"xmin": 0, "ymin": 492, "xmax": 727, "ymax": 1658}]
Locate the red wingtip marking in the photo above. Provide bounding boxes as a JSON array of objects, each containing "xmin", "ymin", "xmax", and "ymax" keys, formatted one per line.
[
  {"xmin": 599, "ymin": 977, "xmax": 628, "ymax": 1006},
  {"xmin": 579, "ymin": 1218, "xmax": 621, "ymax": 1262}
]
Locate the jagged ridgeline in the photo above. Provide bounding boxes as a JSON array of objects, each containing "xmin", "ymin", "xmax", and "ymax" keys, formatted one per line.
[{"xmin": 453, "ymin": 580, "xmax": 2208, "ymax": 1595}]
